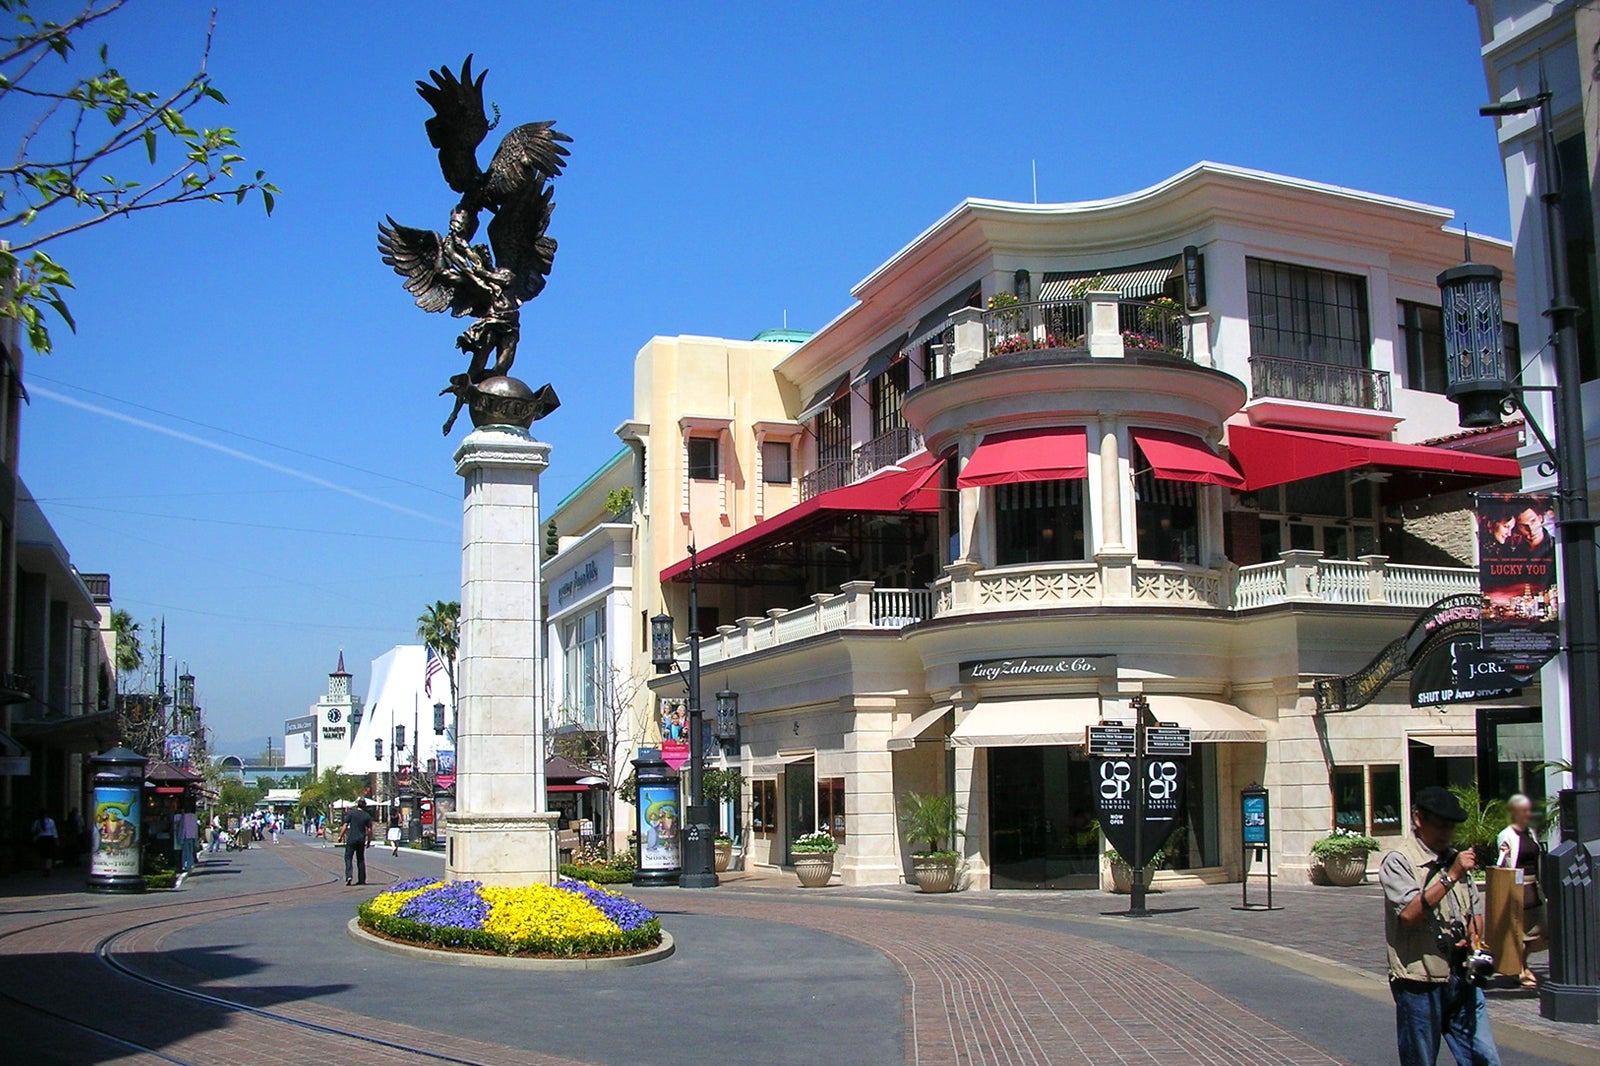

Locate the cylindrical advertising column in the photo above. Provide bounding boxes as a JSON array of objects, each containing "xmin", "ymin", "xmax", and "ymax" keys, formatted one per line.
[
  {"xmin": 86, "ymin": 746, "xmax": 149, "ymax": 893},
  {"xmin": 632, "ymin": 749, "xmax": 681, "ymax": 888}
]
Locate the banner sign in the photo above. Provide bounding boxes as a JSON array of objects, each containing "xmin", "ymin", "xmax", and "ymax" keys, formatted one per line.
[
  {"xmin": 637, "ymin": 783, "xmax": 681, "ymax": 872},
  {"xmin": 1410, "ymin": 636, "xmax": 1524, "ymax": 707},
  {"xmin": 91, "ymin": 785, "xmax": 142, "ymax": 880},
  {"xmin": 1242, "ymin": 790, "xmax": 1268, "ymax": 847},
  {"xmin": 960, "ymin": 655, "xmax": 1115, "ymax": 684},
  {"xmin": 162, "ymin": 734, "xmax": 192, "ymax": 770},
  {"xmin": 659, "ymin": 697, "xmax": 689, "ymax": 771},
  {"xmin": 1477, "ymin": 493, "xmax": 1560, "ymax": 673},
  {"xmin": 1093, "ymin": 755, "xmax": 1186, "ymax": 869}
]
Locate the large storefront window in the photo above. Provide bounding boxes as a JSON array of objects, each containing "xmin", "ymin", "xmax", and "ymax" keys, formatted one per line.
[
  {"xmin": 988, "ymin": 746, "xmax": 1099, "ymax": 889},
  {"xmin": 1163, "ymin": 744, "xmax": 1219, "ymax": 869},
  {"xmin": 1133, "ymin": 446, "xmax": 1198, "ymax": 564},
  {"xmin": 995, "ymin": 479, "xmax": 1085, "ymax": 564},
  {"xmin": 1250, "ymin": 473, "xmax": 1379, "ymax": 561},
  {"xmin": 783, "ymin": 760, "xmax": 816, "ymax": 863},
  {"xmin": 1333, "ymin": 764, "xmax": 1402, "ymax": 836},
  {"xmin": 819, "ymin": 777, "xmax": 846, "ymax": 842},
  {"xmin": 561, "ymin": 606, "xmax": 605, "ymax": 727},
  {"xmin": 752, "ymin": 779, "xmax": 777, "ymax": 839}
]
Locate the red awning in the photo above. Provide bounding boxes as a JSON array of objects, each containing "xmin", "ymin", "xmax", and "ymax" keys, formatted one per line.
[
  {"xmin": 1130, "ymin": 427, "xmax": 1246, "ymax": 489},
  {"xmin": 548, "ymin": 784, "xmax": 591, "ymax": 793},
  {"xmin": 958, "ymin": 427, "xmax": 1088, "ymax": 488},
  {"xmin": 1228, "ymin": 424, "xmax": 1521, "ymax": 491},
  {"xmin": 660, "ymin": 455, "xmax": 941, "ymax": 582},
  {"xmin": 898, "ymin": 453, "xmax": 948, "ymax": 507}
]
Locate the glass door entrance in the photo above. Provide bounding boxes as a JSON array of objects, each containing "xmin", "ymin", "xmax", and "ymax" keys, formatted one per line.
[
  {"xmin": 988, "ymin": 746, "xmax": 1099, "ymax": 889},
  {"xmin": 783, "ymin": 760, "xmax": 815, "ymax": 864}
]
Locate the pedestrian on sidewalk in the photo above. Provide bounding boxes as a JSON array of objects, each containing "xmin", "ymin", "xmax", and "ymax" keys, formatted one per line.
[
  {"xmin": 30, "ymin": 809, "xmax": 57, "ymax": 875},
  {"xmin": 1381, "ymin": 786, "xmax": 1501, "ymax": 1066},
  {"xmin": 386, "ymin": 813, "xmax": 402, "ymax": 856},
  {"xmin": 338, "ymin": 798, "xmax": 373, "ymax": 885},
  {"xmin": 1495, "ymin": 794, "xmax": 1544, "ymax": 989}
]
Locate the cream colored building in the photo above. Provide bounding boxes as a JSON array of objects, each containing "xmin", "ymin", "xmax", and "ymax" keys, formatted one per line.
[{"xmin": 643, "ymin": 163, "xmax": 1540, "ymax": 890}]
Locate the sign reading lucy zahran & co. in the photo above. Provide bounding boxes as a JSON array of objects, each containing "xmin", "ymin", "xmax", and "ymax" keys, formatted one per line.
[{"xmin": 961, "ymin": 655, "xmax": 1115, "ymax": 684}]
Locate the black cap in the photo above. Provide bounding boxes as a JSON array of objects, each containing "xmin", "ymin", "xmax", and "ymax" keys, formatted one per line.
[{"xmin": 1414, "ymin": 786, "xmax": 1468, "ymax": 823}]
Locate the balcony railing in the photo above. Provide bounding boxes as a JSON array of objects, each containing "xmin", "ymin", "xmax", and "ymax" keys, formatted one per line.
[
  {"xmin": 695, "ymin": 582, "xmax": 934, "ymax": 666},
  {"xmin": 979, "ymin": 297, "xmax": 1189, "ymax": 360},
  {"xmin": 1249, "ymin": 355, "xmax": 1392, "ymax": 411},
  {"xmin": 800, "ymin": 457, "xmax": 852, "ymax": 500},
  {"xmin": 853, "ymin": 425, "xmax": 922, "ymax": 480}
]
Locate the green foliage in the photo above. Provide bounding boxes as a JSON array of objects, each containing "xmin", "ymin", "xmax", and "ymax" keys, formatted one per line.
[
  {"xmin": 297, "ymin": 768, "xmax": 366, "ymax": 817},
  {"xmin": 0, "ymin": 0, "xmax": 277, "ymax": 353},
  {"xmin": 415, "ymin": 600, "xmax": 460, "ymax": 708},
  {"xmin": 897, "ymin": 791, "xmax": 963, "ymax": 856},
  {"xmin": 1449, "ymin": 786, "xmax": 1508, "ymax": 867},
  {"xmin": 1310, "ymin": 828, "xmax": 1380, "ymax": 857},
  {"xmin": 214, "ymin": 779, "xmax": 255, "ymax": 814},
  {"xmin": 702, "ymin": 767, "xmax": 743, "ymax": 805},
  {"xmin": 604, "ymin": 487, "xmax": 634, "ymax": 518},
  {"xmin": 142, "ymin": 870, "xmax": 176, "ymax": 890},
  {"xmin": 358, "ymin": 898, "xmax": 661, "ymax": 957},
  {"xmin": 109, "ymin": 608, "xmax": 142, "ymax": 678},
  {"xmin": 616, "ymin": 768, "xmax": 637, "ymax": 807},
  {"xmin": 1107, "ymin": 846, "xmax": 1167, "ymax": 870},
  {"xmin": 791, "ymin": 830, "xmax": 838, "ymax": 854},
  {"xmin": 544, "ymin": 520, "xmax": 559, "ymax": 561},
  {"xmin": 558, "ymin": 863, "xmax": 634, "ymax": 885}
]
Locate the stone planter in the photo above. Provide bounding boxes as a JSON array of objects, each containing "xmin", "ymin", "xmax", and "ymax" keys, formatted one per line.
[
  {"xmin": 1109, "ymin": 863, "xmax": 1157, "ymax": 894},
  {"xmin": 792, "ymin": 852, "xmax": 835, "ymax": 888},
  {"xmin": 1319, "ymin": 851, "xmax": 1370, "ymax": 886},
  {"xmin": 911, "ymin": 856, "xmax": 959, "ymax": 893},
  {"xmin": 713, "ymin": 840, "xmax": 733, "ymax": 873}
]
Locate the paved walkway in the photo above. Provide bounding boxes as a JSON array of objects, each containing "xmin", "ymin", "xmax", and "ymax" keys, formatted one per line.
[{"xmin": 0, "ymin": 840, "xmax": 1592, "ymax": 1065}]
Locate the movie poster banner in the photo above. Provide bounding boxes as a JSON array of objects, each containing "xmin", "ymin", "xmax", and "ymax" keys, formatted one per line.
[
  {"xmin": 637, "ymin": 782, "xmax": 681, "ymax": 872},
  {"xmin": 658, "ymin": 697, "xmax": 689, "ymax": 771},
  {"xmin": 162, "ymin": 734, "xmax": 192, "ymax": 770},
  {"xmin": 1477, "ymin": 492, "xmax": 1560, "ymax": 672},
  {"xmin": 91, "ymin": 785, "xmax": 142, "ymax": 880}
]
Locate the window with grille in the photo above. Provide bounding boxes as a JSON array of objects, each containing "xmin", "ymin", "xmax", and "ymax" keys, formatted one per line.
[
  {"xmin": 1133, "ymin": 448, "xmax": 1199, "ymax": 564},
  {"xmin": 870, "ymin": 357, "xmax": 910, "ymax": 437},
  {"xmin": 995, "ymin": 479, "xmax": 1085, "ymax": 564},
  {"xmin": 687, "ymin": 437, "xmax": 718, "ymax": 481},
  {"xmin": 816, "ymin": 396, "xmax": 851, "ymax": 467},
  {"xmin": 1247, "ymin": 258, "xmax": 1371, "ymax": 368},
  {"xmin": 1398, "ymin": 300, "xmax": 1447, "ymax": 393},
  {"xmin": 761, "ymin": 439, "xmax": 792, "ymax": 484}
]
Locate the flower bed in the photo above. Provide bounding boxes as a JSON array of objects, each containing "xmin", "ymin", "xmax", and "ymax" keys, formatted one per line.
[{"xmin": 358, "ymin": 876, "xmax": 662, "ymax": 958}]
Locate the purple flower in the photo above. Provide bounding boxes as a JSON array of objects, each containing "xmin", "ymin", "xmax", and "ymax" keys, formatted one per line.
[
  {"xmin": 557, "ymin": 878, "xmax": 657, "ymax": 931},
  {"xmin": 399, "ymin": 880, "xmax": 489, "ymax": 930},
  {"xmin": 390, "ymin": 876, "xmax": 438, "ymax": 893}
]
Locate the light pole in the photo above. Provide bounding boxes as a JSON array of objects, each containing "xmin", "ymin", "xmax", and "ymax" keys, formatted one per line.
[
  {"xmin": 650, "ymin": 544, "xmax": 717, "ymax": 888},
  {"xmin": 1441, "ymin": 82, "xmax": 1600, "ymax": 1023},
  {"xmin": 433, "ymin": 700, "xmax": 446, "ymax": 849}
]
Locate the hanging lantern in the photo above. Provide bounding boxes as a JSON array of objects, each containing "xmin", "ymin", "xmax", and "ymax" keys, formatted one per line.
[
  {"xmin": 394, "ymin": 724, "xmax": 405, "ymax": 752},
  {"xmin": 374, "ymin": 737, "xmax": 384, "ymax": 761},
  {"xmin": 714, "ymin": 688, "xmax": 739, "ymax": 740},
  {"xmin": 650, "ymin": 612, "xmax": 675, "ymax": 674},
  {"xmin": 1437, "ymin": 260, "xmax": 1510, "ymax": 429},
  {"xmin": 433, "ymin": 701, "xmax": 446, "ymax": 736}
]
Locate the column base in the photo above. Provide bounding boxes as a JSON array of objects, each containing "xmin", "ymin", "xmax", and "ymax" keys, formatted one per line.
[
  {"xmin": 1540, "ymin": 981, "xmax": 1600, "ymax": 1025},
  {"xmin": 444, "ymin": 811, "xmax": 559, "ymax": 886}
]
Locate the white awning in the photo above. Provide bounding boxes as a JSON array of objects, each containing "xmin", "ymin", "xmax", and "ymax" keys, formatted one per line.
[
  {"xmin": 1038, "ymin": 256, "xmax": 1179, "ymax": 301},
  {"xmin": 887, "ymin": 706, "xmax": 950, "ymax": 752},
  {"xmin": 1411, "ymin": 734, "xmax": 1477, "ymax": 760},
  {"xmin": 1143, "ymin": 696, "xmax": 1268, "ymax": 742},
  {"xmin": 949, "ymin": 697, "xmax": 1101, "ymax": 748},
  {"xmin": 751, "ymin": 752, "xmax": 815, "ymax": 777}
]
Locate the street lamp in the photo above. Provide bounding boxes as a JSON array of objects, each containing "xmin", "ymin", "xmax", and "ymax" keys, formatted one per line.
[
  {"xmin": 648, "ymin": 544, "xmax": 716, "ymax": 889},
  {"xmin": 714, "ymin": 688, "xmax": 740, "ymax": 743},
  {"xmin": 1449, "ymin": 82, "xmax": 1600, "ymax": 1024},
  {"xmin": 433, "ymin": 700, "xmax": 446, "ymax": 736}
]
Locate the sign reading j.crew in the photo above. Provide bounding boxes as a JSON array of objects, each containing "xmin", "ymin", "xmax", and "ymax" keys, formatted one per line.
[{"xmin": 961, "ymin": 655, "xmax": 1116, "ymax": 684}]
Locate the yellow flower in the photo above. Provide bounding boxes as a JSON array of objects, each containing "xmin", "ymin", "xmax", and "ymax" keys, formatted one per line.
[
  {"xmin": 480, "ymin": 884, "xmax": 618, "ymax": 942},
  {"xmin": 368, "ymin": 881, "xmax": 443, "ymax": 916}
]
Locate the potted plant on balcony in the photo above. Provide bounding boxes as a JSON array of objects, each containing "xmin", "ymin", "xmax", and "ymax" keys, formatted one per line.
[
  {"xmin": 790, "ymin": 830, "xmax": 838, "ymax": 887},
  {"xmin": 1107, "ymin": 846, "xmax": 1165, "ymax": 894},
  {"xmin": 1310, "ymin": 827, "xmax": 1380, "ymax": 886},
  {"xmin": 898, "ymin": 791, "xmax": 963, "ymax": 893}
]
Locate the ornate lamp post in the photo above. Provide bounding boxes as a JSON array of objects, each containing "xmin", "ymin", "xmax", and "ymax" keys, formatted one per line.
[
  {"xmin": 650, "ymin": 544, "xmax": 717, "ymax": 888},
  {"xmin": 1437, "ymin": 83, "xmax": 1600, "ymax": 1023}
]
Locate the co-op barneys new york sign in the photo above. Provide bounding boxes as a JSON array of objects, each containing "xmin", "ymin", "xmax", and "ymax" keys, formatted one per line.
[{"xmin": 961, "ymin": 656, "xmax": 1116, "ymax": 683}]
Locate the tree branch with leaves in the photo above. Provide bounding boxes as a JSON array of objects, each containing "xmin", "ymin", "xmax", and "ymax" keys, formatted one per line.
[{"xmin": 0, "ymin": 0, "xmax": 276, "ymax": 352}]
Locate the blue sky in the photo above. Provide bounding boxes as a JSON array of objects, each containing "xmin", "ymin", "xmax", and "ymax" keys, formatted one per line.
[{"xmin": 16, "ymin": 1, "xmax": 1510, "ymax": 754}]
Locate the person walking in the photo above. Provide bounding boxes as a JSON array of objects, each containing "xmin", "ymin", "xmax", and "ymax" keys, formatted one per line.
[
  {"xmin": 207, "ymin": 813, "xmax": 223, "ymax": 853},
  {"xmin": 1381, "ymin": 786, "xmax": 1501, "ymax": 1066},
  {"xmin": 1496, "ymin": 794, "xmax": 1544, "ymax": 989},
  {"xmin": 338, "ymin": 798, "xmax": 374, "ymax": 886},
  {"xmin": 30, "ymin": 809, "xmax": 57, "ymax": 876},
  {"xmin": 386, "ymin": 812, "xmax": 403, "ymax": 856}
]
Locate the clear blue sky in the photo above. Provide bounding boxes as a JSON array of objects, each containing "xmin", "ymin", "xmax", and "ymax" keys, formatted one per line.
[{"xmin": 18, "ymin": 0, "xmax": 1510, "ymax": 755}]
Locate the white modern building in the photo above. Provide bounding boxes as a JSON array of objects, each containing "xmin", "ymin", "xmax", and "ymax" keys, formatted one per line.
[
  {"xmin": 306, "ymin": 652, "xmax": 363, "ymax": 778},
  {"xmin": 341, "ymin": 645, "xmax": 456, "ymax": 781}
]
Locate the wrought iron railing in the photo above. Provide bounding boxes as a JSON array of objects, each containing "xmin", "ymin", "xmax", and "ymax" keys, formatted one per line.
[
  {"xmin": 982, "ymin": 298, "xmax": 1088, "ymax": 355},
  {"xmin": 1249, "ymin": 355, "xmax": 1393, "ymax": 411},
  {"xmin": 853, "ymin": 425, "xmax": 921, "ymax": 480},
  {"xmin": 799, "ymin": 458, "xmax": 852, "ymax": 500},
  {"xmin": 1116, "ymin": 300, "xmax": 1187, "ymax": 357}
]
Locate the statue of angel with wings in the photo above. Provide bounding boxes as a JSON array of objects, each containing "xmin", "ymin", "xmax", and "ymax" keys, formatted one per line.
[{"xmin": 379, "ymin": 57, "xmax": 569, "ymax": 432}]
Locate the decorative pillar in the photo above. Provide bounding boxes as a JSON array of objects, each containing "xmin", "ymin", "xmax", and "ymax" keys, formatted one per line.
[{"xmin": 447, "ymin": 425, "xmax": 559, "ymax": 886}]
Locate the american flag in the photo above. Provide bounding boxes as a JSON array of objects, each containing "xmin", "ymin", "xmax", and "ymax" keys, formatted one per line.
[{"xmin": 424, "ymin": 645, "xmax": 444, "ymax": 698}]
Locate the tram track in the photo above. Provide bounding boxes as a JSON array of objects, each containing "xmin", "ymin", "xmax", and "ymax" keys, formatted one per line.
[{"xmin": 0, "ymin": 841, "xmax": 511, "ymax": 1066}]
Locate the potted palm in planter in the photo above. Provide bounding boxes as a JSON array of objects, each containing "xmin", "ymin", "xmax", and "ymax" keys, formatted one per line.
[
  {"xmin": 790, "ymin": 830, "xmax": 838, "ymax": 887},
  {"xmin": 898, "ymin": 791, "xmax": 963, "ymax": 893},
  {"xmin": 1310, "ymin": 827, "xmax": 1380, "ymax": 886},
  {"xmin": 1107, "ymin": 847, "xmax": 1165, "ymax": 893}
]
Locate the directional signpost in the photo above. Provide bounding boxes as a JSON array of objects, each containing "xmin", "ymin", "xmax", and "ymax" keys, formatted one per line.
[{"xmin": 1090, "ymin": 697, "xmax": 1191, "ymax": 916}]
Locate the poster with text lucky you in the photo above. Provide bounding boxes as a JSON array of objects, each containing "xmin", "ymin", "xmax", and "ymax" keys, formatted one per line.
[{"xmin": 1476, "ymin": 492, "xmax": 1560, "ymax": 673}]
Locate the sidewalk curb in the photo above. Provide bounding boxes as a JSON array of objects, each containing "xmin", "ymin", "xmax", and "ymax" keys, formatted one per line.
[{"xmin": 346, "ymin": 918, "xmax": 675, "ymax": 971}]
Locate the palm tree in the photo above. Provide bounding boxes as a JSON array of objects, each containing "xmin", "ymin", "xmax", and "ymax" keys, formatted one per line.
[
  {"xmin": 416, "ymin": 600, "xmax": 460, "ymax": 709},
  {"xmin": 110, "ymin": 609, "xmax": 143, "ymax": 684}
]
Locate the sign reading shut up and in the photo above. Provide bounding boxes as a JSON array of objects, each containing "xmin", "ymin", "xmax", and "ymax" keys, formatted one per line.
[{"xmin": 961, "ymin": 655, "xmax": 1116, "ymax": 684}]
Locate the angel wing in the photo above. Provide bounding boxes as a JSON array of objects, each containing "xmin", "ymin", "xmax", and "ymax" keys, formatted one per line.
[
  {"xmin": 379, "ymin": 217, "xmax": 486, "ymax": 315},
  {"xmin": 483, "ymin": 121, "xmax": 571, "ymax": 207},
  {"xmin": 487, "ymin": 182, "xmax": 558, "ymax": 303},
  {"xmin": 416, "ymin": 57, "xmax": 489, "ymax": 195}
]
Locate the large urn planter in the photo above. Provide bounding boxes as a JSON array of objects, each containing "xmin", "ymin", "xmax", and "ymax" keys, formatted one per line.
[
  {"xmin": 792, "ymin": 853, "xmax": 835, "ymax": 888},
  {"xmin": 1319, "ymin": 851, "xmax": 1371, "ymax": 886},
  {"xmin": 713, "ymin": 839, "xmax": 733, "ymax": 873},
  {"xmin": 1109, "ymin": 862, "xmax": 1158, "ymax": 894},
  {"xmin": 911, "ymin": 855, "xmax": 960, "ymax": 894}
]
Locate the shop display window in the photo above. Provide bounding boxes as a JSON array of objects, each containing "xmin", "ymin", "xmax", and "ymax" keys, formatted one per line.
[
  {"xmin": 818, "ymin": 777, "xmax": 846, "ymax": 841},
  {"xmin": 1332, "ymin": 764, "xmax": 1402, "ymax": 836},
  {"xmin": 995, "ymin": 478, "xmax": 1085, "ymax": 565},
  {"xmin": 751, "ymin": 779, "xmax": 777, "ymax": 839}
]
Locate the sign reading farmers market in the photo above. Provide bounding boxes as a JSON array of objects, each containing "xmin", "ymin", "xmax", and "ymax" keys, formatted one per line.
[{"xmin": 961, "ymin": 655, "xmax": 1115, "ymax": 684}]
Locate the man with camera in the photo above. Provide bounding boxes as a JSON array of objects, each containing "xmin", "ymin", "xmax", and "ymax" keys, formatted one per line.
[{"xmin": 1380, "ymin": 786, "xmax": 1502, "ymax": 1065}]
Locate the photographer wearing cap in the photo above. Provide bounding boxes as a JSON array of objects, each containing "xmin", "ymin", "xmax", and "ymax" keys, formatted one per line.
[{"xmin": 1380, "ymin": 786, "xmax": 1501, "ymax": 1066}]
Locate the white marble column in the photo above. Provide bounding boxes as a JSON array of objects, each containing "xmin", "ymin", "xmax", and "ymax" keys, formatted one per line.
[{"xmin": 445, "ymin": 425, "xmax": 558, "ymax": 886}]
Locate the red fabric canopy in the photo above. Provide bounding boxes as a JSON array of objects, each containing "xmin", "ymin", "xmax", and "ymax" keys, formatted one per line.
[
  {"xmin": 660, "ymin": 455, "xmax": 941, "ymax": 582},
  {"xmin": 1130, "ymin": 427, "xmax": 1246, "ymax": 489},
  {"xmin": 1228, "ymin": 424, "xmax": 1521, "ymax": 491},
  {"xmin": 958, "ymin": 427, "xmax": 1088, "ymax": 488}
]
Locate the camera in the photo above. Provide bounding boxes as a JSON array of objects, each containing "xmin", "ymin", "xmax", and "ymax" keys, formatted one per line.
[{"xmin": 1437, "ymin": 918, "xmax": 1496, "ymax": 986}]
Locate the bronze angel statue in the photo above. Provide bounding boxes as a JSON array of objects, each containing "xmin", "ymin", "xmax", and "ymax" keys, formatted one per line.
[{"xmin": 379, "ymin": 57, "xmax": 568, "ymax": 433}]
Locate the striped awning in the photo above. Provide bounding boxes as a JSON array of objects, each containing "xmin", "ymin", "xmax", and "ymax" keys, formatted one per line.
[
  {"xmin": 1038, "ymin": 256, "xmax": 1179, "ymax": 301},
  {"xmin": 797, "ymin": 373, "xmax": 849, "ymax": 422},
  {"xmin": 851, "ymin": 333, "xmax": 910, "ymax": 387},
  {"xmin": 903, "ymin": 282, "xmax": 982, "ymax": 352}
]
